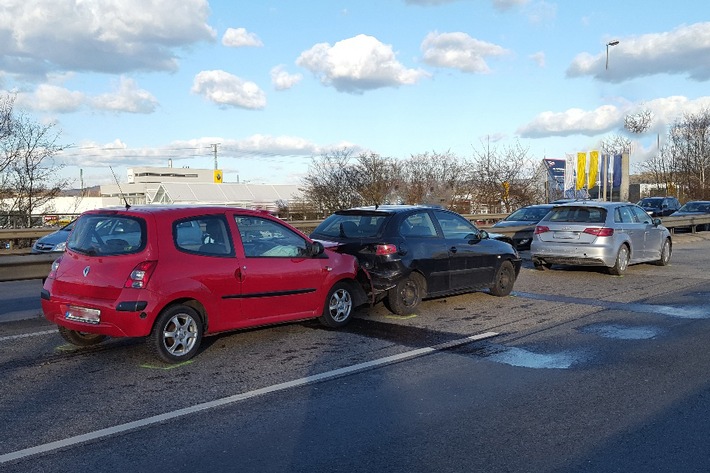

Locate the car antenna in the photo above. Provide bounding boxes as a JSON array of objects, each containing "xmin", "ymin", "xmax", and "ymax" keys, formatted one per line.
[{"xmin": 109, "ymin": 166, "xmax": 131, "ymax": 210}]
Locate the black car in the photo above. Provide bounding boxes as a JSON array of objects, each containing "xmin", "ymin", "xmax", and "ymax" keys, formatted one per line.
[
  {"xmin": 310, "ymin": 205, "xmax": 522, "ymax": 315},
  {"xmin": 491, "ymin": 204, "xmax": 554, "ymax": 249},
  {"xmin": 637, "ymin": 196, "xmax": 681, "ymax": 217}
]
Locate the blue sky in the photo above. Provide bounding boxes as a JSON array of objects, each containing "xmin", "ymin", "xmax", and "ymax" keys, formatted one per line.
[{"xmin": 1, "ymin": 0, "xmax": 709, "ymax": 188}]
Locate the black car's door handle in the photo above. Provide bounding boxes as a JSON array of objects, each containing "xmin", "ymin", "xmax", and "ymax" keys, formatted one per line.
[{"xmin": 449, "ymin": 246, "xmax": 458, "ymax": 254}]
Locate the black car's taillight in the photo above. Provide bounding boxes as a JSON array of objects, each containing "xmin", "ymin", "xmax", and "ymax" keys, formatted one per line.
[{"xmin": 375, "ymin": 244, "xmax": 397, "ymax": 255}]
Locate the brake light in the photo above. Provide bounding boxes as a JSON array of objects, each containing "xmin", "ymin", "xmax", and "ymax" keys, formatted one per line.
[
  {"xmin": 375, "ymin": 244, "xmax": 397, "ymax": 255},
  {"xmin": 534, "ymin": 225, "xmax": 550, "ymax": 234},
  {"xmin": 583, "ymin": 227, "xmax": 614, "ymax": 237},
  {"xmin": 124, "ymin": 261, "xmax": 157, "ymax": 289},
  {"xmin": 48, "ymin": 256, "xmax": 62, "ymax": 279}
]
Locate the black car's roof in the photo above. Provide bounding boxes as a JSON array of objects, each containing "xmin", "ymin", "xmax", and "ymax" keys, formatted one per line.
[{"xmin": 335, "ymin": 205, "xmax": 443, "ymax": 215}]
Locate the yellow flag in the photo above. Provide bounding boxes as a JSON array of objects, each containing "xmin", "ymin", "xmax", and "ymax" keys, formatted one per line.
[
  {"xmin": 214, "ymin": 170, "xmax": 223, "ymax": 183},
  {"xmin": 588, "ymin": 151, "xmax": 599, "ymax": 189},
  {"xmin": 576, "ymin": 152, "xmax": 586, "ymax": 190}
]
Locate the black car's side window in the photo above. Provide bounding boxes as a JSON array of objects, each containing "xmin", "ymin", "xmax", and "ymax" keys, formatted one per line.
[
  {"xmin": 433, "ymin": 211, "xmax": 477, "ymax": 239},
  {"xmin": 400, "ymin": 212, "xmax": 438, "ymax": 238}
]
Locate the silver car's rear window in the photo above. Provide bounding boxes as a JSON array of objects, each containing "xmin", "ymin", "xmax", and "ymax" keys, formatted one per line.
[
  {"xmin": 68, "ymin": 215, "xmax": 146, "ymax": 255},
  {"xmin": 546, "ymin": 207, "xmax": 606, "ymax": 224}
]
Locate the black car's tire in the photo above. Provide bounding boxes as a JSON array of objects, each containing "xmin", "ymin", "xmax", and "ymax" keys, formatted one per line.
[
  {"xmin": 385, "ymin": 273, "xmax": 425, "ymax": 315},
  {"xmin": 608, "ymin": 244, "xmax": 630, "ymax": 276},
  {"xmin": 149, "ymin": 304, "xmax": 203, "ymax": 363},
  {"xmin": 319, "ymin": 282, "xmax": 354, "ymax": 328},
  {"xmin": 654, "ymin": 238, "xmax": 672, "ymax": 266},
  {"xmin": 58, "ymin": 326, "xmax": 107, "ymax": 346},
  {"xmin": 489, "ymin": 260, "xmax": 516, "ymax": 297}
]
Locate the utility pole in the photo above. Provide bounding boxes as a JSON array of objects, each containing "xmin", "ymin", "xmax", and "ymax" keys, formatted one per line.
[{"xmin": 211, "ymin": 143, "xmax": 220, "ymax": 170}]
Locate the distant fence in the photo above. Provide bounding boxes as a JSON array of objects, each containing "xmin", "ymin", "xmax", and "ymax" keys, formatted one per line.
[{"xmin": 1, "ymin": 213, "xmax": 709, "ymax": 282}]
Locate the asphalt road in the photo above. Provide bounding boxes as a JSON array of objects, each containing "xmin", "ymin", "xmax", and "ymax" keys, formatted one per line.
[{"xmin": 2, "ymin": 232, "xmax": 710, "ymax": 472}]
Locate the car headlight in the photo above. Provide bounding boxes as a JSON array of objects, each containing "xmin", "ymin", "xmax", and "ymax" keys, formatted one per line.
[{"xmin": 54, "ymin": 241, "xmax": 67, "ymax": 251}]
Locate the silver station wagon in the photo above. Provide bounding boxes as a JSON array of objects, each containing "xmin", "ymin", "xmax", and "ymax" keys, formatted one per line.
[{"xmin": 530, "ymin": 201, "xmax": 672, "ymax": 275}]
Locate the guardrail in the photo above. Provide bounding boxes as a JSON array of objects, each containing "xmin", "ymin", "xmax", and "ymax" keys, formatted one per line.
[{"xmin": 1, "ymin": 213, "xmax": 708, "ymax": 282}]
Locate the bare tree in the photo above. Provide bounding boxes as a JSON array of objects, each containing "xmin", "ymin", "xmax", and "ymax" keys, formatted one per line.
[
  {"xmin": 350, "ymin": 152, "xmax": 399, "ymax": 206},
  {"xmin": 0, "ymin": 94, "xmax": 17, "ymax": 170},
  {"xmin": 668, "ymin": 109, "xmax": 710, "ymax": 199},
  {"xmin": 624, "ymin": 109, "xmax": 653, "ymax": 134},
  {"xmin": 301, "ymin": 149, "xmax": 362, "ymax": 216},
  {"xmin": 636, "ymin": 109, "xmax": 710, "ymax": 200},
  {"xmin": 2, "ymin": 112, "xmax": 71, "ymax": 226},
  {"xmin": 398, "ymin": 151, "xmax": 465, "ymax": 208},
  {"xmin": 466, "ymin": 140, "xmax": 540, "ymax": 213}
]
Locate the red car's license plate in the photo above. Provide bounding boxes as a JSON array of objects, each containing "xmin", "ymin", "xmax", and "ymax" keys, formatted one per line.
[{"xmin": 65, "ymin": 305, "xmax": 101, "ymax": 324}]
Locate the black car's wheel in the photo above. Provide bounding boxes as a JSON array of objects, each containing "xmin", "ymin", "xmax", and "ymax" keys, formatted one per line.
[
  {"xmin": 149, "ymin": 304, "xmax": 203, "ymax": 363},
  {"xmin": 386, "ymin": 273, "xmax": 425, "ymax": 315},
  {"xmin": 608, "ymin": 244, "xmax": 630, "ymax": 276},
  {"xmin": 319, "ymin": 282, "xmax": 354, "ymax": 328},
  {"xmin": 654, "ymin": 238, "xmax": 672, "ymax": 266},
  {"xmin": 489, "ymin": 260, "xmax": 516, "ymax": 297},
  {"xmin": 58, "ymin": 326, "xmax": 107, "ymax": 346}
]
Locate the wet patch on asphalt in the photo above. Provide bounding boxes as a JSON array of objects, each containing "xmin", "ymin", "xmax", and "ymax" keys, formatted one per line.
[
  {"xmin": 513, "ymin": 291, "xmax": 710, "ymax": 319},
  {"xmin": 578, "ymin": 323, "xmax": 663, "ymax": 340}
]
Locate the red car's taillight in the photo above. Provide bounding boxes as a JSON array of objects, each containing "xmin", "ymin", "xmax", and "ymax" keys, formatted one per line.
[
  {"xmin": 48, "ymin": 256, "xmax": 62, "ymax": 279},
  {"xmin": 124, "ymin": 261, "xmax": 157, "ymax": 289},
  {"xmin": 534, "ymin": 225, "xmax": 550, "ymax": 234},
  {"xmin": 583, "ymin": 227, "xmax": 614, "ymax": 237},
  {"xmin": 375, "ymin": 244, "xmax": 397, "ymax": 255}
]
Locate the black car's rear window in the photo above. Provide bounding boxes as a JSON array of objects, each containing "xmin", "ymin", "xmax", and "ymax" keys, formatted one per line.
[
  {"xmin": 68, "ymin": 214, "xmax": 146, "ymax": 255},
  {"xmin": 312, "ymin": 213, "xmax": 388, "ymax": 238},
  {"xmin": 546, "ymin": 206, "xmax": 606, "ymax": 224}
]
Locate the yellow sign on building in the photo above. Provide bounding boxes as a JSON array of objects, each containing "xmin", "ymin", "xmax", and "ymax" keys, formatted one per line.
[{"xmin": 214, "ymin": 170, "xmax": 223, "ymax": 183}]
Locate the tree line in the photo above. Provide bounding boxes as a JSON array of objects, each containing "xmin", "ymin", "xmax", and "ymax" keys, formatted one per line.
[{"xmin": 286, "ymin": 142, "xmax": 545, "ymax": 220}]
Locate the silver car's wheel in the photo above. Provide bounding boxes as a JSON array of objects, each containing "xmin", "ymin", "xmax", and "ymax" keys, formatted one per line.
[
  {"xmin": 609, "ymin": 244, "xmax": 630, "ymax": 276},
  {"xmin": 655, "ymin": 238, "xmax": 672, "ymax": 266}
]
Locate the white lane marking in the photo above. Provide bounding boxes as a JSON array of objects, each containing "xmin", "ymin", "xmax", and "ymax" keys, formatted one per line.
[
  {"xmin": 0, "ymin": 331, "xmax": 498, "ymax": 464},
  {"xmin": 0, "ymin": 330, "xmax": 56, "ymax": 342}
]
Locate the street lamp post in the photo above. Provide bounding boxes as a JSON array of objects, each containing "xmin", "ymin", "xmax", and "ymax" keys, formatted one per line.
[{"xmin": 606, "ymin": 40, "xmax": 619, "ymax": 70}]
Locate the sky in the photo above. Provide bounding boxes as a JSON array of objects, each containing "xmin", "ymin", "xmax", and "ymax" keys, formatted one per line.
[{"xmin": 1, "ymin": 0, "xmax": 709, "ymax": 189}]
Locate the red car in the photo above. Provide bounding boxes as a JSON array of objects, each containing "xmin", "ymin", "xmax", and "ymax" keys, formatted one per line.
[{"xmin": 41, "ymin": 206, "xmax": 368, "ymax": 363}]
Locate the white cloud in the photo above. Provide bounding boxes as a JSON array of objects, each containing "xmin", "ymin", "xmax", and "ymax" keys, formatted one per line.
[
  {"xmin": 191, "ymin": 70, "xmax": 266, "ymax": 109},
  {"xmin": 16, "ymin": 84, "xmax": 85, "ymax": 112},
  {"xmin": 0, "ymin": 0, "xmax": 216, "ymax": 78},
  {"xmin": 270, "ymin": 66, "xmax": 302, "ymax": 91},
  {"xmin": 92, "ymin": 77, "xmax": 158, "ymax": 113},
  {"xmin": 518, "ymin": 105, "xmax": 624, "ymax": 138},
  {"xmin": 567, "ymin": 22, "xmax": 710, "ymax": 83},
  {"xmin": 296, "ymin": 34, "xmax": 429, "ymax": 93},
  {"xmin": 517, "ymin": 96, "xmax": 710, "ymax": 139},
  {"xmin": 222, "ymin": 28, "xmax": 263, "ymax": 48},
  {"xmin": 421, "ymin": 31, "xmax": 510, "ymax": 73}
]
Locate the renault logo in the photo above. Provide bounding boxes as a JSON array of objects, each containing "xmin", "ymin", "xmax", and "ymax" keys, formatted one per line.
[{"xmin": 83, "ymin": 266, "xmax": 90, "ymax": 277}]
